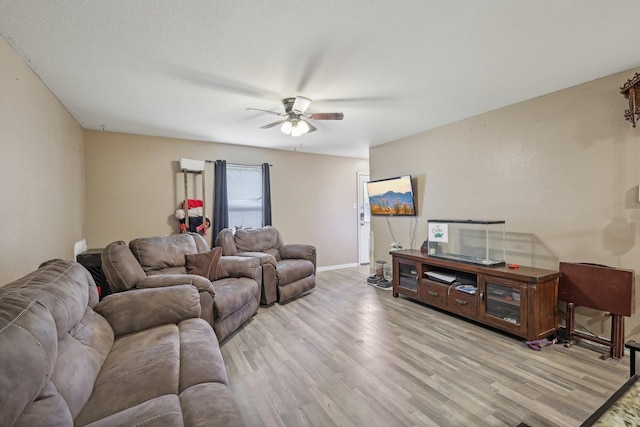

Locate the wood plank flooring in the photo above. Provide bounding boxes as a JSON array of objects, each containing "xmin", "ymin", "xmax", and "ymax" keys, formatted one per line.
[{"xmin": 220, "ymin": 265, "xmax": 629, "ymax": 427}]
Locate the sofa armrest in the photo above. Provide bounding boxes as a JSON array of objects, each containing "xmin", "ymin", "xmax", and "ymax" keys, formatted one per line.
[
  {"xmin": 220, "ymin": 255, "xmax": 263, "ymax": 280},
  {"xmin": 280, "ymin": 244, "xmax": 316, "ymax": 261},
  {"xmin": 136, "ymin": 274, "xmax": 215, "ymax": 297},
  {"xmin": 232, "ymin": 252, "xmax": 277, "ymax": 268},
  {"xmin": 95, "ymin": 285, "xmax": 201, "ymax": 337}
]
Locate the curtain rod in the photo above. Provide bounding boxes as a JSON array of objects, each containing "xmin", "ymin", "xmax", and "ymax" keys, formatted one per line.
[{"xmin": 205, "ymin": 160, "xmax": 273, "ymax": 167}]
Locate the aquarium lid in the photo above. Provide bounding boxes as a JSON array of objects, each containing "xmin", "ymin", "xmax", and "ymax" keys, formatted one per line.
[{"xmin": 428, "ymin": 219, "xmax": 505, "ymax": 224}]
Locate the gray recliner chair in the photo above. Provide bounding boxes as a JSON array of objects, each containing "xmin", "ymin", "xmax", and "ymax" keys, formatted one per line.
[
  {"xmin": 102, "ymin": 233, "xmax": 261, "ymax": 342},
  {"xmin": 215, "ymin": 226, "xmax": 316, "ymax": 304}
]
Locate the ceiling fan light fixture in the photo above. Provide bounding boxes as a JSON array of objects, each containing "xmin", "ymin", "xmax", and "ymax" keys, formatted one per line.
[
  {"xmin": 295, "ymin": 120, "xmax": 310, "ymax": 135},
  {"xmin": 280, "ymin": 120, "xmax": 293, "ymax": 135},
  {"xmin": 252, "ymin": 96, "xmax": 341, "ymax": 136},
  {"xmin": 281, "ymin": 119, "xmax": 311, "ymax": 137},
  {"xmin": 291, "ymin": 121, "xmax": 304, "ymax": 137}
]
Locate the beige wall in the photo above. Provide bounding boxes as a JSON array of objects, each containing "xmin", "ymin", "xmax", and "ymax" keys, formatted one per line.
[
  {"xmin": 370, "ymin": 67, "xmax": 640, "ymax": 341},
  {"xmin": 4, "ymin": 21, "xmax": 638, "ymax": 341},
  {"xmin": 84, "ymin": 131, "xmax": 368, "ymax": 268},
  {"xmin": 0, "ymin": 37, "xmax": 85, "ymax": 285}
]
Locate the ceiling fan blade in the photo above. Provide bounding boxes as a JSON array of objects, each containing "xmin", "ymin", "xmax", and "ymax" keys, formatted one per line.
[
  {"xmin": 305, "ymin": 120, "xmax": 318, "ymax": 133},
  {"xmin": 246, "ymin": 108, "xmax": 285, "ymax": 116},
  {"xmin": 260, "ymin": 120, "xmax": 285, "ymax": 129},
  {"xmin": 310, "ymin": 112, "xmax": 344, "ymax": 120},
  {"xmin": 292, "ymin": 96, "xmax": 312, "ymax": 114}
]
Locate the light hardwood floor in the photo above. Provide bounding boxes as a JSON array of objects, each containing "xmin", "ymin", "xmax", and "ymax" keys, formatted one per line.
[{"xmin": 220, "ymin": 265, "xmax": 629, "ymax": 427}]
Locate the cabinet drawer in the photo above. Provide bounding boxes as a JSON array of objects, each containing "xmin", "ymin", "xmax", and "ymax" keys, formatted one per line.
[
  {"xmin": 447, "ymin": 291, "xmax": 477, "ymax": 318},
  {"xmin": 420, "ymin": 280, "xmax": 448, "ymax": 309}
]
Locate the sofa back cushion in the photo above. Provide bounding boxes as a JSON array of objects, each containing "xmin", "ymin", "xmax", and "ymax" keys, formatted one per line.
[
  {"xmin": 214, "ymin": 228, "xmax": 238, "ymax": 256},
  {"xmin": 0, "ymin": 292, "xmax": 63, "ymax": 426},
  {"xmin": 189, "ymin": 232, "xmax": 210, "ymax": 253},
  {"xmin": 102, "ymin": 241, "xmax": 147, "ymax": 292},
  {"xmin": 129, "ymin": 234, "xmax": 204, "ymax": 275},
  {"xmin": 0, "ymin": 261, "xmax": 114, "ymax": 425},
  {"xmin": 234, "ymin": 226, "xmax": 283, "ymax": 260}
]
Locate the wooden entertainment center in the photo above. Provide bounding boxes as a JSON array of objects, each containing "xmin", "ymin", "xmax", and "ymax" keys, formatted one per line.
[{"xmin": 391, "ymin": 249, "xmax": 561, "ymax": 341}]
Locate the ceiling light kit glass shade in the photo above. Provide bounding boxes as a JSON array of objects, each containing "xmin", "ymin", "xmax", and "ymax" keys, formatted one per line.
[
  {"xmin": 281, "ymin": 119, "xmax": 310, "ymax": 137},
  {"xmin": 248, "ymin": 96, "xmax": 340, "ymax": 136}
]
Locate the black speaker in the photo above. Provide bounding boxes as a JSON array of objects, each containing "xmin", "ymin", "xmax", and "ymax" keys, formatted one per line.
[{"xmin": 76, "ymin": 249, "xmax": 112, "ymax": 299}]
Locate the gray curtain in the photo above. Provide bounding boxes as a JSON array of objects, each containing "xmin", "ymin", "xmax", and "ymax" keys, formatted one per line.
[
  {"xmin": 213, "ymin": 160, "xmax": 228, "ymax": 245},
  {"xmin": 262, "ymin": 163, "xmax": 272, "ymax": 226}
]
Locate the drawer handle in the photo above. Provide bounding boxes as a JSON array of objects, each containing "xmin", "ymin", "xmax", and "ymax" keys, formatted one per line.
[
  {"xmin": 428, "ymin": 290, "xmax": 439, "ymax": 297},
  {"xmin": 455, "ymin": 299, "xmax": 468, "ymax": 306}
]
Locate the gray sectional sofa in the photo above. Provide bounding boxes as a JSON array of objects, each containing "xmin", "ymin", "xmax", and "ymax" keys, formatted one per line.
[
  {"xmin": 0, "ymin": 259, "xmax": 245, "ymax": 426},
  {"xmin": 101, "ymin": 233, "xmax": 261, "ymax": 342}
]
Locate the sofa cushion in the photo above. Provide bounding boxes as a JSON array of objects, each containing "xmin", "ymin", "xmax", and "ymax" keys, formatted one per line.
[
  {"xmin": 234, "ymin": 226, "xmax": 281, "ymax": 253},
  {"xmin": 102, "ymin": 241, "xmax": 146, "ymax": 292},
  {"xmin": 74, "ymin": 323, "xmax": 181, "ymax": 425},
  {"xmin": 83, "ymin": 394, "xmax": 183, "ymax": 427},
  {"xmin": 189, "ymin": 232, "xmax": 211, "ymax": 253},
  {"xmin": 52, "ymin": 307, "xmax": 114, "ymax": 418},
  {"xmin": 14, "ymin": 381, "xmax": 73, "ymax": 427},
  {"xmin": 185, "ymin": 247, "xmax": 229, "ymax": 281},
  {"xmin": 5, "ymin": 261, "xmax": 98, "ymax": 338},
  {"xmin": 276, "ymin": 259, "xmax": 316, "ymax": 285},
  {"xmin": 178, "ymin": 318, "xmax": 229, "ymax": 390},
  {"xmin": 129, "ymin": 234, "xmax": 200, "ymax": 274},
  {"xmin": 180, "ymin": 383, "xmax": 245, "ymax": 426},
  {"xmin": 212, "ymin": 277, "xmax": 260, "ymax": 320},
  {"xmin": 214, "ymin": 228, "xmax": 238, "ymax": 256},
  {"xmin": 94, "ymin": 285, "xmax": 201, "ymax": 337},
  {"xmin": 0, "ymin": 294, "xmax": 60, "ymax": 427}
]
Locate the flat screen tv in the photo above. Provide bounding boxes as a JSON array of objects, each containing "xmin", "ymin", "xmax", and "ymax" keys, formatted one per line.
[{"xmin": 367, "ymin": 175, "xmax": 416, "ymax": 216}]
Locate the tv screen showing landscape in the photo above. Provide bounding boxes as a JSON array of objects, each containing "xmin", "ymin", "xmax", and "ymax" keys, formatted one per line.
[{"xmin": 366, "ymin": 175, "xmax": 416, "ymax": 216}]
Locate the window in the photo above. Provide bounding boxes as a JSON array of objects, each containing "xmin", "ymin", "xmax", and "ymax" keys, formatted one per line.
[{"xmin": 227, "ymin": 164, "xmax": 263, "ymax": 229}]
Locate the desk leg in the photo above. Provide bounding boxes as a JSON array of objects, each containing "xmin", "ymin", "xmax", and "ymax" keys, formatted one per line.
[
  {"xmin": 565, "ymin": 302, "xmax": 577, "ymax": 348},
  {"xmin": 611, "ymin": 314, "xmax": 625, "ymax": 359}
]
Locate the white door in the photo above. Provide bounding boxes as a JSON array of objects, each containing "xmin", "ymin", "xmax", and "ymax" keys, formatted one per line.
[{"xmin": 357, "ymin": 172, "xmax": 370, "ymax": 265}]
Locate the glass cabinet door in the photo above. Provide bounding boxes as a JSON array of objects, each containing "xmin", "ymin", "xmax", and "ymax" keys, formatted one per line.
[
  {"xmin": 396, "ymin": 261, "xmax": 419, "ymax": 292},
  {"xmin": 480, "ymin": 275, "xmax": 526, "ymax": 334},
  {"xmin": 485, "ymin": 282, "xmax": 520, "ymax": 324}
]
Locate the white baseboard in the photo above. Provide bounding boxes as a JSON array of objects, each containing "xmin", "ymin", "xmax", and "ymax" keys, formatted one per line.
[{"xmin": 317, "ymin": 263, "xmax": 359, "ymax": 272}]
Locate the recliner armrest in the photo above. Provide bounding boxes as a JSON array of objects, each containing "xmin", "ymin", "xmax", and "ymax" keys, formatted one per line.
[
  {"xmin": 280, "ymin": 244, "xmax": 316, "ymax": 262},
  {"xmin": 233, "ymin": 252, "xmax": 277, "ymax": 268},
  {"xmin": 135, "ymin": 274, "xmax": 215, "ymax": 297},
  {"xmin": 95, "ymin": 285, "xmax": 201, "ymax": 337},
  {"xmin": 220, "ymin": 255, "xmax": 263, "ymax": 280}
]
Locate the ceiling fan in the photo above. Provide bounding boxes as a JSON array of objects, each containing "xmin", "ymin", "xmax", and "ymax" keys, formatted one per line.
[{"xmin": 246, "ymin": 96, "xmax": 344, "ymax": 137}]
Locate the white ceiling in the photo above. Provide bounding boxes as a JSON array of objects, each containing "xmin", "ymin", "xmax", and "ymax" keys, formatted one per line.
[{"xmin": 1, "ymin": 1, "xmax": 639, "ymax": 159}]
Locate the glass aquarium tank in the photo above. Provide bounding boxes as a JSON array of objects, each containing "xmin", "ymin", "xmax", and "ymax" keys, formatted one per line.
[{"xmin": 426, "ymin": 220, "xmax": 505, "ymax": 266}]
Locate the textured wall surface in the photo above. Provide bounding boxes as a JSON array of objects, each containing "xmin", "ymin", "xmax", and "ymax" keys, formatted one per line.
[
  {"xmin": 0, "ymin": 37, "xmax": 85, "ymax": 285},
  {"xmin": 84, "ymin": 130, "xmax": 368, "ymax": 269},
  {"xmin": 370, "ymin": 67, "xmax": 640, "ymax": 341}
]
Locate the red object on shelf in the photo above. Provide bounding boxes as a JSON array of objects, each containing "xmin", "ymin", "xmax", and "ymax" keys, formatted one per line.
[{"xmin": 180, "ymin": 199, "xmax": 203, "ymax": 209}]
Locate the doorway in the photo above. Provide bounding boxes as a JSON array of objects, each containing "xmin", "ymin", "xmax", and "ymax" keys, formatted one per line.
[{"xmin": 357, "ymin": 172, "xmax": 370, "ymax": 265}]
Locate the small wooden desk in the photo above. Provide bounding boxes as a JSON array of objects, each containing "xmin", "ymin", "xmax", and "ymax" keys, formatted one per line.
[{"xmin": 559, "ymin": 262, "xmax": 635, "ymax": 359}]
